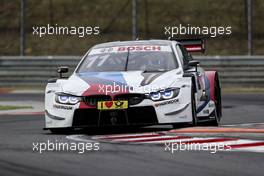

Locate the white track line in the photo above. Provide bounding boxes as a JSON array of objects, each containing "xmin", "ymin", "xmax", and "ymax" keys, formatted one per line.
[
  {"xmin": 138, "ymin": 137, "xmax": 235, "ymax": 144},
  {"xmin": 233, "ymin": 146, "xmax": 264, "ymax": 153},
  {"xmin": 91, "ymin": 133, "xmax": 264, "ymax": 153},
  {"xmin": 68, "ymin": 132, "xmax": 264, "ymax": 153},
  {"xmin": 112, "ymin": 135, "xmax": 192, "ymax": 143},
  {"xmin": 66, "ymin": 135, "xmax": 97, "ymax": 143},
  {"xmin": 94, "ymin": 132, "xmax": 162, "ymax": 139}
]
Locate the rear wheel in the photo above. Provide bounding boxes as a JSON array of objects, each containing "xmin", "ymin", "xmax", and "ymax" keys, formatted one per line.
[
  {"xmin": 207, "ymin": 74, "xmax": 221, "ymax": 126},
  {"xmin": 214, "ymin": 74, "xmax": 222, "ymax": 118}
]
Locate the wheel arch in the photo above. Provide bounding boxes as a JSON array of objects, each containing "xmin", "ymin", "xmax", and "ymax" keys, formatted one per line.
[{"xmin": 205, "ymin": 71, "xmax": 222, "ymax": 117}]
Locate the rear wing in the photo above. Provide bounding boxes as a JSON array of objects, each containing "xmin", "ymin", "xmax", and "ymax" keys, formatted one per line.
[{"xmin": 176, "ymin": 39, "xmax": 205, "ymax": 53}]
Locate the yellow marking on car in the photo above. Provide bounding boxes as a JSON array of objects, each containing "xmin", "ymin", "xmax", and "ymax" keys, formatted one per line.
[{"xmin": 97, "ymin": 100, "xmax": 128, "ymax": 110}]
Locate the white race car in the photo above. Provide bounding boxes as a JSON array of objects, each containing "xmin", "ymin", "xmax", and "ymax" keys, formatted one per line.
[{"xmin": 44, "ymin": 39, "xmax": 222, "ymax": 133}]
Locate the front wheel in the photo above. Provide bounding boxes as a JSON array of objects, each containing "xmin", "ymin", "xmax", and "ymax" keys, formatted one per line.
[
  {"xmin": 190, "ymin": 85, "xmax": 198, "ymax": 126},
  {"xmin": 49, "ymin": 128, "xmax": 73, "ymax": 134}
]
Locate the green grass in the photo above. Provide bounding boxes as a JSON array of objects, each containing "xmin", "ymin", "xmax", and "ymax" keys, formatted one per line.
[{"xmin": 0, "ymin": 105, "xmax": 33, "ymax": 111}]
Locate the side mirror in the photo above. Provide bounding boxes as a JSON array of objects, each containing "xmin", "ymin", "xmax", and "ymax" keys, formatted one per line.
[
  {"xmin": 57, "ymin": 66, "xmax": 69, "ymax": 78},
  {"xmin": 188, "ymin": 60, "xmax": 200, "ymax": 67},
  {"xmin": 187, "ymin": 60, "xmax": 199, "ymax": 72}
]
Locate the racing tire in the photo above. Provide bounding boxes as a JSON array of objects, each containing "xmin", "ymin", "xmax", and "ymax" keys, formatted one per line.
[
  {"xmin": 190, "ymin": 85, "xmax": 198, "ymax": 126},
  {"xmin": 214, "ymin": 74, "xmax": 222, "ymax": 118},
  {"xmin": 206, "ymin": 74, "xmax": 221, "ymax": 126}
]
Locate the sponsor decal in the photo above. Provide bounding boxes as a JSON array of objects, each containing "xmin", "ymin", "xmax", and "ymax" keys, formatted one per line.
[
  {"xmin": 89, "ymin": 45, "xmax": 172, "ymax": 55},
  {"xmin": 97, "ymin": 100, "xmax": 128, "ymax": 110},
  {"xmin": 117, "ymin": 45, "xmax": 161, "ymax": 52},
  {"xmin": 178, "ymin": 115, "xmax": 187, "ymax": 119},
  {"xmin": 53, "ymin": 104, "xmax": 73, "ymax": 110},
  {"xmin": 99, "ymin": 47, "xmax": 114, "ymax": 53},
  {"xmin": 154, "ymin": 99, "xmax": 179, "ymax": 107}
]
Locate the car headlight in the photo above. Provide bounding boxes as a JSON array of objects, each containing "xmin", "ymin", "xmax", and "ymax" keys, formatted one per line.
[
  {"xmin": 150, "ymin": 92, "xmax": 161, "ymax": 101},
  {"xmin": 148, "ymin": 88, "xmax": 180, "ymax": 101},
  {"xmin": 55, "ymin": 93, "xmax": 82, "ymax": 105},
  {"xmin": 162, "ymin": 89, "xmax": 174, "ymax": 99}
]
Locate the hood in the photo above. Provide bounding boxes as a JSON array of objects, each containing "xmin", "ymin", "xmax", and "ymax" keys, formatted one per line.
[{"xmin": 61, "ymin": 70, "xmax": 182, "ymax": 96}]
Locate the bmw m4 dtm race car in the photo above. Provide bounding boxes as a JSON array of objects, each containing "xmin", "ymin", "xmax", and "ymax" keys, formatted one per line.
[{"xmin": 44, "ymin": 39, "xmax": 222, "ymax": 133}]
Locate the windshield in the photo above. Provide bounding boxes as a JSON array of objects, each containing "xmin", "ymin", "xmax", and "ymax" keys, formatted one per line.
[{"xmin": 77, "ymin": 45, "xmax": 178, "ymax": 72}]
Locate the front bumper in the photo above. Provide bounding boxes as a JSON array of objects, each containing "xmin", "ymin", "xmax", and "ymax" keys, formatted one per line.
[
  {"xmin": 45, "ymin": 99, "xmax": 193, "ymax": 129},
  {"xmin": 45, "ymin": 85, "xmax": 194, "ymax": 128},
  {"xmin": 72, "ymin": 106, "xmax": 158, "ymax": 127}
]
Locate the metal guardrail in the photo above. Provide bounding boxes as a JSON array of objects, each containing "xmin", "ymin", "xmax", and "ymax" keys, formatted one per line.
[{"xmin": 0, "ymin": 56, "xmax": 264, "ymax": 87}]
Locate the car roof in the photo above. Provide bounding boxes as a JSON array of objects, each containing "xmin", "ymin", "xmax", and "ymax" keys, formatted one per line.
[{"xmin": 93, "ymin": 40, "xmax": 175, "ymax": 49}]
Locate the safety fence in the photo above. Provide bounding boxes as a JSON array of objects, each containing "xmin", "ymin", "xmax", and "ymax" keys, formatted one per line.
[{"xmin": 0, "ymin": 56, "xmax": 264, "ymax": 87}]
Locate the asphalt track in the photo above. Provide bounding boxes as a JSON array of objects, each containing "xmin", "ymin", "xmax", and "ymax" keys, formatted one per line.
[{"xmin": 0, "ymin": 93, "xmax": 264, "ymax": 176}]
